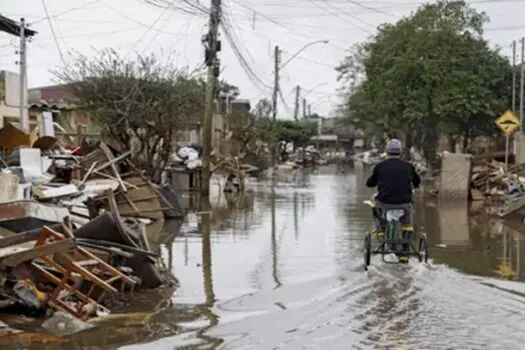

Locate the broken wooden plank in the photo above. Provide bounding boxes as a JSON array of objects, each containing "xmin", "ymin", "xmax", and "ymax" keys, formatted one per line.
[
  {"xmin": 92, "ymin": 150, "xmax": 132, "ymax": 174},
  {"xmin": 80, "ymin": 161, "xmax": 98, "ymax": 185},
  {"xmin": 32, "ymin": 262, "xmax": 110, "ymax": 315},
  {"xmin": 41, "ymin": 254, "xmax": 118, "ymax": 294},
  {"xmin": 92, "ymin": 170, "xmax": 139, "ymax": 189},
  {"xmin": 125, "ymin": 160, "xmax": 174, "ymax": 210},
  {"xmin": 0, "ymin": 239, "xmax": 75, "ymax": 268},
  {"xmin": 99, "ymin": 143, "xmax": 128, "ymax": 192},
  {"xmin": 75, "ymin": 246, "xmax": 136, "ymax": 286},
  {"xmin": 0, "ymin": 230, "xmax": 42, "ymax": 249}
]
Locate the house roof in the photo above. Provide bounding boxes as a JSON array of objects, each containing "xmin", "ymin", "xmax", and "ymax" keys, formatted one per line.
[
  {"xmin": 29, "ymin": 100, "xmax": 77, "ymax": 110},
  {"xmin": 0, "ymin": 14, "xmax": 37, "ymax": 37}
]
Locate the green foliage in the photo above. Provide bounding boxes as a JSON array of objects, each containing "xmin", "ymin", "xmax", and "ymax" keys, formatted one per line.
[
  {"xmin": 336, "ymin": 0, "xmax": 512, "ymax": 158},
  {"xmin": 54, "ymin": 49, "xmax": 208, "ymax": 181},
  {"xmin": 276, "ymin": 120, "xmax": 317, "ymax": 147},
  {"xmin": 254, "ymin": 118, "xmax": 317, "ymax": 147}
]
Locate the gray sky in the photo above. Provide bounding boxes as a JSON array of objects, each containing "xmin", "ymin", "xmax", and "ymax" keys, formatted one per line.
[{"xmin": 0, "ymin": 0, "xmax": 522, "ymax": 118}]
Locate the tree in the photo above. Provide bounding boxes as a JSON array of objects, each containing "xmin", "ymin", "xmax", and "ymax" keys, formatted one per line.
[
  {"xmin": 55, "ymin": 49, "xmax": 206, "ymax": 182},
  {"xmin": 276, "ymin": 120, "xmax": 317, "ymax": 147},
  {"xmin": 336, "ymin": 1, "xmax": 512, "ymax": 164}
]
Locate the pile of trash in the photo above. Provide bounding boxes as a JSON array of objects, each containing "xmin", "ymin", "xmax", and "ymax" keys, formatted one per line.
[
  {"xmin": 171, "ymin": 144, "xmax": 202, "ymax": 170},
  {"xmin": 471, "ymin": 160, "xmax": 525, "ymax": 199},
  {"xmin": 0, "ymin": 122, "xmax": 180, "ymax": 338}
]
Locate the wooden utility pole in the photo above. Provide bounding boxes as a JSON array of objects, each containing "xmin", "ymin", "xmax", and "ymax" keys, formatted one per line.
[
  {"xmin": 201, "ymin": 0, "xmax": 222, "ymax": 198},
  {"xmin": 302, "ymin": 98, "xmax": 306, "ymax": 118},
  {"xmin": 293, "ymin": 85, "xmax": 300, "ymax": 120}
]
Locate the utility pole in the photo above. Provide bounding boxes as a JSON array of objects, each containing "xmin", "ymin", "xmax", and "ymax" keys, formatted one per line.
[
  {"xmin": 302, "ymin": 98, "xmax": 306, "ymax": 118},
  {"xmin": 513, "ymin": 40, "xmax": 517, "ymax": 113},
  {"xmin": 201, "ymin": 0, "xmax": 221, "ymax": 198},
  {"xmin": 271, "ymin": 46, "xmax": 281, "ymax": 169},
  {"xmin": 272, "ymin": 46, "xmax": 280, "ymax": 121},
  {"xmin": 293, "ymin": 85, "xmax": 300, "ymax": 120},
  {"xmin": 520, "ymin": 38, "xmax": 525, "ymax": 132},
  {"xmin": 18, "ymin": 18, "xmax": 27, "ymax": 131}
]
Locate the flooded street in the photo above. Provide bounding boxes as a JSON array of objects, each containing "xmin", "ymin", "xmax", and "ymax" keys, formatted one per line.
[
  {"xmin": 128, "ymin": 164, "xmax": 525, "ymax": 350},
  {"xmin": 13, "ymin": 164, "xmax": 525, "ymax": 349}
]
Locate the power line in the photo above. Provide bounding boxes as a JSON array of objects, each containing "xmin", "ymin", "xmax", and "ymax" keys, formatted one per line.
[
  {"xmin": 221, "ymin": 10, "xmax": 272, "ymax": 94},
  {"xmin": 141, "ymin": 0, "xmax": 209, "ymax": 16},
  {"xmin": 305, "ymin": 0, "xmax": 372, "ymax": 34},
  {"xmin": 342, "ymin": 0, "xmax": 397, "ymax": 18},
  {"xmin": 40, "ymin": 0, "xmax": 66, "ymax": 65},
  {"xmin": 31, "ymin": 0, "xmax": 102, "ymax": 25},
  {"xmin": 124, "ymin": 1, "xmax": 176, "ymax": 57}
]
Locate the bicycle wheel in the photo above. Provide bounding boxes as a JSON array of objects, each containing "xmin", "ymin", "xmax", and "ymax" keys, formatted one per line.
[
  {"xmin": 418, "ymin": 232, "xmax": 429, "ymax": 263},
  {"xmin": 364, "ymin": 232, "xmax": 372, "ymax": 270}
]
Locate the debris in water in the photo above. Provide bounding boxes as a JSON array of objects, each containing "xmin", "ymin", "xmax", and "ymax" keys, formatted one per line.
[{"xmin": 41, "ymin": 311, "xmax": 94, "ymax": 337}]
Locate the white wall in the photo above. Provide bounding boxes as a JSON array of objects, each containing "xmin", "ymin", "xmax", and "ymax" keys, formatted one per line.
[{"xmin": 0, "ymin": 70, "xmax": 28, "ymax": 130}]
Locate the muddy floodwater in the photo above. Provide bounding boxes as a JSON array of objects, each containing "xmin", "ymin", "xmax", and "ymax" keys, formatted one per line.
[{"xmin": 7, "ymin": 163, "xmax": 525, "ymax": 349}]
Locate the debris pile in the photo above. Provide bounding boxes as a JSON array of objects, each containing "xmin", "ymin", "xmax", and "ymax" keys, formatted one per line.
[
  {"xmin": 0, "ymin": 122, "xmax": 179, "ymax": 334},
  {"xmin": 471, "ymin": 161, "xmax": 525, "ymax": 199}
]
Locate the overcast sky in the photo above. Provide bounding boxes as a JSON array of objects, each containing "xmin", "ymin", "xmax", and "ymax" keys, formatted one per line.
[{"xmin": 0, "ymin": 0, "xmax": 522, "ymax": 118}]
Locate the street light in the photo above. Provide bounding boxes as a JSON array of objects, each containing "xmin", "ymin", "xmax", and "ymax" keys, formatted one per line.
[{"xmin": 280, "ymin": 40, "xmax": 329, "ymax": 69}]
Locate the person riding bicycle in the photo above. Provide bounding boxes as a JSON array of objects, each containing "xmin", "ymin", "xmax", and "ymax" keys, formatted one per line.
[{"xmin": 365, "ymin": 139, "xmax": 421, "ymax": 261}]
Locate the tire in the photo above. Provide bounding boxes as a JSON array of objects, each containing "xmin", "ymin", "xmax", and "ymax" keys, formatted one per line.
[
  {"xmin": 364, "ymin": 233, "xmax": 372, "ymax": 270},
  {"xmin": 418, "ymin": 233, "xmax": 429, "ymax": 263}
]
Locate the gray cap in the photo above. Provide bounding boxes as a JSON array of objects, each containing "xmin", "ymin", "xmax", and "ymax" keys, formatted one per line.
[{"xmin": 386, "ymin": 138, "xmax": 402, "ymax": 155}]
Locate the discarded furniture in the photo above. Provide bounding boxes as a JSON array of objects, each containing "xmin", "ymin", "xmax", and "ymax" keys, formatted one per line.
[
  {"xmin": 74, "ymin": 198, "xmax": 163, "ymax": 289},
  {"xmin": 0, "ymin": 201, "xmax": 69, "ymax": 233}
]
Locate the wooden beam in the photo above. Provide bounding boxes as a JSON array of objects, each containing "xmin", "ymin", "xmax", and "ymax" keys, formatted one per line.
[
  {"xmin": 0, "ymin": 239, "xmax": 75, "ymax": 268},
  {"xmin": 0, "ymin": 224, "xmax": 62, "ymax": 249}
]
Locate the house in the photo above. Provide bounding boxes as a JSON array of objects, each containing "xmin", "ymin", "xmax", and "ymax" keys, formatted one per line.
[
  {"xmin": 27, "ymin": 82, "xmax": 250, "ymax": 151},
  {"xmin": 309, "ymin": 117, "xmax": 362, "ymax": 153},
  {"xmin": 28, "ymin": 84, "xmax": 91, "ymax": 135},
  {"xmin": 230, "ymin": 99, "xmax": 251, "ymax": 114}
]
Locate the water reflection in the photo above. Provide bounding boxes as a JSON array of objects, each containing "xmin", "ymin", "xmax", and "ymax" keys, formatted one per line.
[
  {"xmin": 419, "ymin": 200, "xmax": 524, "ymax": 281},
  {"xmin": 196, "ymin": 211, "xmax": 222, "ymax": 347},
  {"xmin": 271, "ymin": 184, "xmax": 281, "ymax": 289}
]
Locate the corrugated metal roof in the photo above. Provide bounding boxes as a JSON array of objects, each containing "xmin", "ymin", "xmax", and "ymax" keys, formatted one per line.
[{"xmin": 29, "ymin": 99, "xmax": 77, "ymax": 110}]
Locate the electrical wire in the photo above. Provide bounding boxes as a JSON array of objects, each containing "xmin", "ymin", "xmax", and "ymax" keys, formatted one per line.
[
  {"xmin": 40, "ymin": 0, "xmax": 67, "ymax": 65},
  {"xmin": 221, "ymin": 10, "xmax": 273, "ymax": 94},
  {"xmin": 124, "ymin": 0, "xmax": 178, "ymax": 57},
  {"xmin": 141, "ymin": 0, "xmax": 209, "ymax": 16},
  {"xmin": 342, "ymin": 0, "xmax": 397, "ymax": 18},
  {"xmin": 30, "ymin": 0, "xmax": 102, "ymax": 25},
  {"xmin": 278, "ymin": 88, "xmax": 292, "ymax": 113}
]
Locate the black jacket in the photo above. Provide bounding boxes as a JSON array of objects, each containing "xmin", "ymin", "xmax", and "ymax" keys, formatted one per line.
[{"xmin": 366, "ymin": 158, "xmax": 421, "ymax": 204}]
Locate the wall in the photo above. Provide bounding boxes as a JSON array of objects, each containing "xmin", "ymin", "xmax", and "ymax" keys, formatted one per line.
[{"xmin": 0, "ymin": 71, "xmax": 28, "ymax": 130}]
